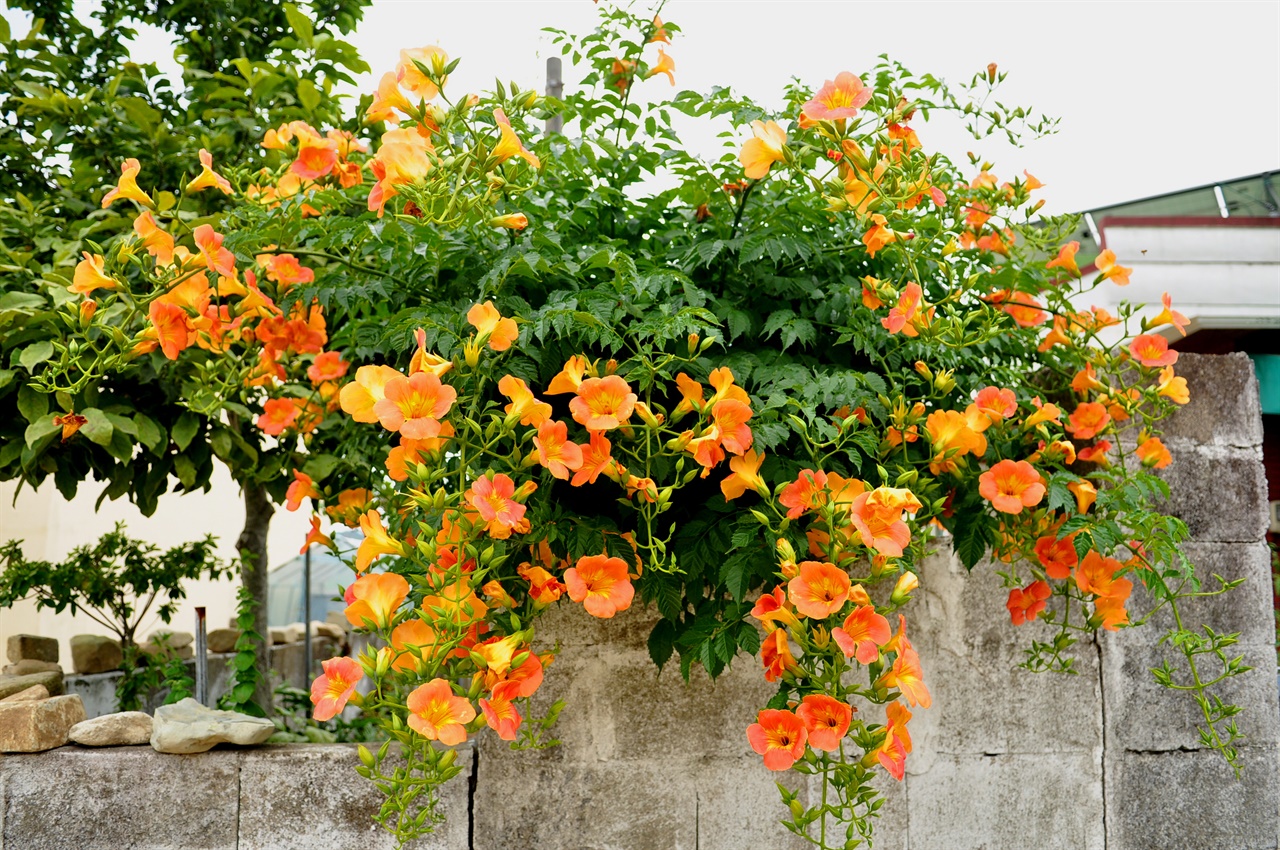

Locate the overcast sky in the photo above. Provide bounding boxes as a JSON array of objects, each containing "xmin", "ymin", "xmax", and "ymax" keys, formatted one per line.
[{"xmin": 6, "ymin": 0, "xmax": 1278, "ymax": 214}]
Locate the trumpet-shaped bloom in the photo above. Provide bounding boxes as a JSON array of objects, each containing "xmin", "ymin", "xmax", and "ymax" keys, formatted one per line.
[
  {"xmin": 877, "ymin": 701, "xmax": 913, "ymax": 781},
  {"xmin": 256, "ymin": 397, "xmax": 299, "ymax": 435},
  {"xmin": 344, "ymin": 571, "xmax": 410, "ymax": 630},
  {"xmin": 882, "ymin": 283, "xmax": 925, "ymax": 336},
  {"xmin": 310, "ymin": 657, "xmax": 363, "ymax": 721},
  {"xmin": 862, "ymin": 214, "xmax": 898, "ymax": 258},
  {"xmin": 519, "ymin": 564, "xmax": 566, "ymax": 605},
  {"xmin": 498, "ymin": 375, "xmax": 552, "ymax": 426},
  {"xmin": 973, "ymin": 386, "xmax": 1017, "ymax": 420},
  {"xmin": 802, "ymin": 72, "xmax": 872, "ymax": 122},
  {"xmin": 373, "ymin": 371, "xmax": 457, "ymax": 439},
  {"xmin": 881, "ymin": 647, "xmax": 932, "ymax": 708},
  {"xmin": 406, "ymin": 678, "xmax": 475, "ymax": 746},
  {"xmin": 187, "ymin": 149, "xmax": 233, "ymax": 194},
  {"xmin": 1129, "ymin": 334, "xmax": 1178, "ymax": 368},
  {"xmin": 467, "ymin": 473, "xmax": 527, "ymax": 539},
  {"xmin": 1095, "ymin": 249, "xmax": 1132, "ymax": 286},
  {"xmin": 760, "ymin": 627, "xmax": 799, "ymax": 682},
  {"xmin": 569, "ymin": 376, "xmax": 637, "ymax": 431},
  {"xmin": 325, "ymin": 488, "xmax": 372, "ymax": 527},
  {"xmin": 491, "ymin": 653, "xmax": 544, "ymax": 700},
  {"xmin": 925, "ymin": 409, "xmax": 988, "ymax": 475},
  {"xmin": 779, "ymin": 469, "xmax": 828, "ymax": 519},
  {"xmin": 571, "ymin": 431, "xmax": 613, "ymax": 486},
  {"xmin": 285, "ymin": 470, "xmax": 320, "ymax": 512},
  {"xmin": 54, "ymin": 412, "xmax": 87, "ymax": 441},
  {"xmin": 1075, "ymin": 551, "xmax": 1132, "ymax": 603},
  {"xmin": 1007, "ymin": 580, "xmax": 1052, "ymax": 625},
  {"xmin": 850, "ymin": 487, "xmax": 923, "ymax": 557},
  {"xmin": 193, "ymin": 224, "xmax": 237, "ymax": 278},
  {"xmin": 750, "ymin": 585, "xmax": 800, "ymax": 631},
  {"xmin": 533, "ymin": 420, "xmax": 584, "ymax": 479},
  {"xmin": 832, "ymin": 605, "xmax": 892, "ymax": 664},
  {"xmin": 1045, "ymin": 241, "xmax": 1080, "ymax": 277},
  {"xmin": 490, "ymin": 213, "xmax": 529, "ymax": 230},
  {"xmin": 1066, "ymin": 402, "xmax": 1111, "ymax": 440},
  {"xmin": 340, "ymin": 365, "xmax": 405, "ymax": 423},
  {"xmin": 423, "ymin": 580, "xmax": 488, "ymax": 628},
  {"xmin": 1156, "ymin": 366, "xmax": 1190, "ymax": 404},
  {"xmin": 356, "ymin": 509, "xmax": 406, "ymax": 572},
  {"xmin": 290, "ymin": 131, "xmax": 339, "ymax": 180},
  {"xmin": 1034, "ymin": 533, "xmax": 1078, "ymax": 580},
  {"xmin": 978, "ymin": 460, "xmax": 1046, "ymax": 514},
  {"xmin": 492, "ymin": 109, "xmax": 541, "ymax": 168},
  {"xmin": 1150, "ymin": 292, "xmax": 1189, "ymax": 336},
  {"xmin": 739, "ymin": 120, "xmax": 787, "ymax": 180},
  {"xmin": 1136, "ymin": 436, "xmax": 1173, "ymax": 469},
  {"xmin": 547, "ymin": 355, "xmax": 589, "ymax": 394},
  {"xmin": 72, "ymin": 252, "xmax": 119, "ymax": 295},
  {"xmin": 133, "ymin": 211, "xmax": 175, "ymax": 265},
  {"xmin": 644, "ymin": 48, "xmax": 676, "ymax": 85},
  {"xmin": 787, "ymin": 561, "xmax": 851, "ymax": 619},
  {"xmin": 307, "ymin": 351, "xmax": 350, "ymax": 385},
  {"xmin": 390, "ymin": 619, "xmax": 442, "ymax": 673},
  {"xmin": 366, "ymin": 71, "xmax": 415, "ymax": 121},
  {"xmin": 479, "ymin": 694, "xmax": 523, "ymax": 741},
  {"xmin": 261, "ymin": 253, "xmax": 315, "ymax": 288},
  {"xmin": 466, "ymin": 301, "xmax": 519, "ymax": 351},
  {"xmin": 721, "ymin": 449, "xmax": 767, "ymax": 501},
  {"xmin": 1068, "ymin": 479, "xmax": 1098, "ymax": 514},
  {"xmin": 746, "ymin": 709, "xmax": 807, "ymax": 771},
  {"xmin": 711, "ymin": 398, "xmax": 753, "ymax": 455},
  {"xmin": 301, "ymin": 514, "xmax": 333, "ymax": 555},
  {"xmin": 564, "ymin": 554, "xmax": 634, "ymax": 618},
  {"xmin": 797, "ymin": 694, "xmax": 854, "ymax": 752},
  {"xmin": 397, "ymin": 46, "xmax": 448, "ymax": 100},
  {"xmin": 102, "ymin": 158, "xmax": 152, "ymax": 207}
]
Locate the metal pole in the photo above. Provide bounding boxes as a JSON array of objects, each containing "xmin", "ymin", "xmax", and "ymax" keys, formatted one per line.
[
  {"xmin": 194, "ymin": 607, "xmax": 208, "ymax": 705},
  {"xmin": 545, "ymin": 56, "xmax": 563, "ymax": 136},
  {"xmin": 303, "ymin": 545, "xmax": 313, "ymax": 679}
]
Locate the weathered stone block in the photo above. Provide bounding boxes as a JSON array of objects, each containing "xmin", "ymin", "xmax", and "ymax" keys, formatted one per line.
[
  {"xmin": 6, "ymin": 634, "xmax": 58, "ymax": 664},
  {"xmin": 0, "ymin": 670, "xmax": 64, "ymax": 699},
  {"xmin": 146, "ymin": 629, "xmax": 193, "ymax": 649},
  {"xmin": 69, "ymin": 634, "xmax": 123, "ymax": 674},
  {"xmin": 206, "ymin": 627, "xmax": 242, "ymax": 654},
  {"xmin": 1, "ymin": 684, "xmax": 50, "ymax": 702},
  {"xmin": 473, "ymin": 760, "xmax": 697, "ymax": 850},
  {"xmin": 2, "ymin": 659, "xmax": 61, "ymax": 676},
  {"xmin": 1154, "ymin": 449, "xmax": 1268, "ymax": 542},
  {"xmin": 905, "ymin": 752, "xmax": 1105, "ymax": 849},
  {"xmin": 69, "ymin": 710, "xmax": 153, "ymax": 747},
  {"xmin": 0, "ymin": 746, "xmax": 239, "ymax": 849},
  {"xmin": 0, "ymin": 694, "xmax": 86, "ymax": 752},
  {"xmin": 237, "ymin": 744, "xmax": 470, "ymax": 850},
  {"xmin": 1160, "ymin": 353, "xmax": 1263, "ymax": 448},
  {"xmin": 690, "ymin": 758, "xmax": 808, "ymax": 850},
  {"xmin": 150, "ymin": 697, "xmax": 275, "ymax": 754},
  {"xmin": 1106, "ymin": 746, "xmax": 1280, "ymax": 850}
]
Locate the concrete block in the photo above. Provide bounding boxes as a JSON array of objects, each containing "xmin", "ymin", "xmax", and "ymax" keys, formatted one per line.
[
  {"xmin": 237, "ymin": 744, "xmax": 470, "ymax": 850},
  {"xmin": 689, "ymin": 758, "xmax": 809, "ymax": 850},
  {"xmin": 6, "ymin": 634, "xmax": 58, "ymax": 664},
  {"xmin": 1160, "ymin": 353, "xmax": 1263, "ymax": 449},
  {"xmin": 1105, "ymin": 746, "xmax": 1280, "ymax": 850},
  {"xmin": 472, "ymin": 760, "xmax": 697, "ymax": 850},
  {"xmin": 1154, "ymin": 449, "xmax": 1268, "ymax": 543},
  {"xmin": 905, "ymin": 752, "xmax": 1105, "ymax": 850},
  {"xmin": 0, "ymin": 746, "xmax": 240, "ymax": 849},
  {"xmin": 527, "ymin": 596, "xmax": 657, "ymax": 653}
]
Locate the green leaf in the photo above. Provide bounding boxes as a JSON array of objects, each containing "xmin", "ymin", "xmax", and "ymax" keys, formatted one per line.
[
  {"xmin": 173, "ymin": 455, "xmax": 197, "ymax": 489},
  {"xmin": 210, "ymin": 428, "xmax": 233, "ymax": 460},
  {"xmin": 134, "ymin": 414, "xmax": 164, "ymax": 451},
  {"xmin": 303, "ymin": 454, "xmax": 339, "ymax": 482},
  {"xmin": 953, "ymin": 511, "xmax": 994, "ymax": 571},
  {"xmin": 647, "ymin": 619, "xmax": 675, "ymax": 669},
  {"xmin": 172, "ymin": 412, "xmax": 200, "ymax": 451},
  {"xmin": 282, "ymin": 3, "xmax": 314, "ymax": 47},
  {"xmin": 79, "ymin": 408, "xmax": 114, "ymax": 446},
  {"xmin": 24, "ymin": 418, "xmax": 60, "ymax": 448},
  {"xmin": 18, "ymin": 341, "xmax": 54, "ymax": 371},
  {"xmin": 296, "ymin": 79, "xmax": 321, "ymax": 112},
  {"xmin": 0, "ymin": 369, "xmax": 14, "ymax": 390},
  {"xmin": 0, "ymin": 15, "xmax": 11, "ymax": 42}
]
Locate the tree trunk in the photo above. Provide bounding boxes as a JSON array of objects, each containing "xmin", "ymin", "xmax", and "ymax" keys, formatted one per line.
[{"xmin": 236, "ymin": 482, "xmax": 275, "ymax": 716}]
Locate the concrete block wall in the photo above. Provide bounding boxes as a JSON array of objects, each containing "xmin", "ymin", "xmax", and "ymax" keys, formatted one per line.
[{"xmin": 0, "ymin": 353, "xmax": 1276, "ymax": 849}]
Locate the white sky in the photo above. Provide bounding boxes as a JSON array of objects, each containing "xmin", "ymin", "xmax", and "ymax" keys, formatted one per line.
[{"xmin": 5, "ymin": 0, "xmax": 1278, "ymax": 214}]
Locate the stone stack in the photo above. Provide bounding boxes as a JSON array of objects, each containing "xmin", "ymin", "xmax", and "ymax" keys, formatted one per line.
[
  {"xmin": 0, "ymin": 686, "xmax": 86, "ymax": 752},
  {"xmin": 3, "ymin": 634, "xmax": 63, "ymax": 677}
]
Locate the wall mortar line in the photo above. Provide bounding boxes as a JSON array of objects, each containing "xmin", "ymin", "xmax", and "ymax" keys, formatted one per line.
[{"xmin": 1096, "ymin": 637, "xmax": 1109, "ymax": 850}]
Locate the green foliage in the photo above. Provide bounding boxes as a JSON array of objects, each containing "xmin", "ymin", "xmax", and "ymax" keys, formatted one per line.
[
  {"xmin": 271, "ymin": 684, "xmax": 382, "ymax": 743},
  {"xmin": 217, "ymin": 583, "xmax": 268, "ymax": 716}
]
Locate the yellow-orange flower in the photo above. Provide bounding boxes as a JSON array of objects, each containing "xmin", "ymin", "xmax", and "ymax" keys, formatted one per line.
[
  {"xmin": 739, "ymin": 120, "xmax": 787, "ymax": 180},
  {"xmin": 187, "ymin": 148, "xmax": 233, "ymax": 194},
  {"xmin": 881, "ymin": 282, "xmax": 926, "ymax": 336},
  {"xmin": 466, "ymin": 473, "xmax": 527, "ymax": 539},
  {"xmin": 1067, "ymin": 402, "xmax": 1111, "ymax": 440},
  {"xmin": 491, "ymin": 109, "xmax": 541, "ymax": 168},
  {"xmin": 466, "ymin": 301, "xmax": 519, "ymax": 351},
  {"xmin": 533, "ymin": 419, "xmax": 584, "ymax": 480},
  {"xmin": 132, "ymin": 211, "xmax": 175, "ymax": 265},
  {"xmin": 291, "ymin": 130, "xmax": 338, "ymax": 180},
  {"xmin": 310, "ymin": 657, "xmax": 362, "ymax": 721},
  {"xmin": 422, "ymin": 580, "xmax": 488, "ymax": 627},
  {"xmin": 1045, "ymin": 241, "xmax": 1080, "ymax": 277},
  {"xmin": 366, "ymin": 71, "xmax": 415, "ymax": 121},
  {"xmin": 1095, "ymin": 249, "xmax": 1132, "ymax": 286},
  {"xmin": 1007, "ymin": 580, "xmax": 1051, "ymax": 625},
  {"xmin": 1136, "ymin": 436, "xmax": 1172, "ymax": 469},
  {"xmin": 397, "ymin": 46, "xmax": 448, "ymax": 100},
  {"xmin": 356, "ymin": 509, "xmax": 407, "ymax": 572},
  {"xmin": 979, "ymin": 459, "xmax": 1045, "ymax": 514},
  {"xmin": 479, "ymin": 694, "xmax": 522, "ymax": 741},
  {"xmin": 569, "ymin": 375, "xmax": 637, "ymax": 431},
  {"xmin": 339, "ymin": 364, "xmax": 403, "ymax": 423},
  {"xmin": 862, "ymin": 214, "xmax": 898, "ymax": 258},
  {"xmin": 498, "ymin": 375, "xmax": 552, "ymax": 426},
  {"xmin": 850, "ymin": 487, "xmax": 922, "ymax": 557},
  {"xmin": 285, "ymin": 470, "xmax": 320, "ymax": 512},
  {"xmin": 879, "ymin": 645, "xmax": 932, "ymax": 709},
  {"xmin": 490, "ymin": 213, "xmax": 529, "ymax": 230},
  {"xmin": 372, "ymin": 371, "xmax": 457, "ymax": 439},
  {"xmin": 564, "ymin": 554, "xmax": 634, "ymax": 618},
  {"xmin": 644, "ymin": 48, "xmax": 676, "ymax": 85},
  {"xmin": 1068, "ymin": 479, "xmax": 1098, "ymax": 514},
  {"xmin": 1150, "ymin": 292, "xmax": 1189, "ymax": 336},
  {"xmin": 1129, "ymin": 334, "xmax": 1178, "ymax": 368},
  {"xmin": 720, "ymin": 449, "xmax": 767, "ymax": 501},
  {"xmin": 787, "ymin": 561, "xmax": 851, "ymax": 619},
  {"xmin": 344, "ymin": 571, "xmax": 410, "ymax": 630},
  {"xmin": 406, "ymin": 678, "xmax": 475, "ymax": 745},
  {"xmin": 801, "ymin": 71, "xmax": 871, "ymax": 123},
  {"xmin": 1156, "ymin": 366, "xmax": 1190, "ymax": 404},
  {"xmin": 924, "ymin": 409, "xmax": 987, "ymax": 475},
  {"xmin": 71, "ymin": 252, "xmax": 119, "ymax": 295},
  {"xmin": 760, "ymin": 627, "xmax": 798, "ymax": 682},
  {"xmin": 571, "ymin": 431, "xmax": 613, "ymax": 486},
  {"xmin": 746, "ymin": 709, "xmax": 807, "ymax": 771},
  {"xmin": 389, "ymin": 620, "xmax": 442, "ymax": 673},
  {"xmin": 101, "ymin": 158, "xmax": 152, "ymax": 208},
  {"xmin": 832, "ymin": 605, "xmax": 892, "ymax": 664}
]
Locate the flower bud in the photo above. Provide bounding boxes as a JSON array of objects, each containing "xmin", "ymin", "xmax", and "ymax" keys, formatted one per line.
[
  {"xmin": 604, "ymin": 358, "xmax": 618, "ymax": 375},
  {"xmin": 634, "ymin": 401, "xmax": 663, "ymax": 428},
  {"xmin": 890, "ymin": 571, "xmax": 919, "ymax": 606},
  {"xmin": 913, "ymin": 361, "xmax": 932, "ymax": 382},
  {"xmin": 438, "ymin": 748, "xmax": 458, "ymax": 770},
  {"xmin": 986, "ymin": 63, "xmax": 998, "ymax": 83},
  {"xmin": 463, "ymin": 340, "xmax": 481, "ymax": 368},
  {"xmin": 687, "ymin": 333, "xmax": 699, "ymax": 355},
  {"xmin": 357, "ymin": 744, "xmax": 376, "ymax": 769},
  {"xmin": 489, "ymin": 213, "xmax": 528, "ymax": 230},
  {"xmin": 79, "ymin": 300, "xmax": 97, "ymax": 327}
]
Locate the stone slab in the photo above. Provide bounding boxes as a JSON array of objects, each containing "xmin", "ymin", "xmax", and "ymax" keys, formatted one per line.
[
  {"xmin": 905, "ymin": 752, "xmax": 1105, "ymax": 850},
  {"xmin": 237, "ymin": 744, "xmax": 470, "ymax": 850},
  {"xmin": 1155, "ymin": 448, "xmax": 1268, "ymax": 543},
  {"xmin": 1105, "ymin": 747, "xmax": 1280, "ymax": 850},
  {"xmin": 1160, "ymin": 353, "xmax": 1263, "ymax": 449},
  {"xmin": 69, "ymin": 634, "xmax": 123, "ymax": 675},
  {"xmin": 0, "ymin": 746, "xmax": 240, "ymax": 849},
  {"xmin": 0, "ymin": 671, "xmax": 63, "ymax": 700},
  {"xmin": 6, "ymin": 634, "xmax": 58, "ymax": 664}
]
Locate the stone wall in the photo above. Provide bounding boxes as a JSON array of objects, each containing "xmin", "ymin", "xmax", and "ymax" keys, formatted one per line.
[{"xmin": 1, "ymin": 353, "xmax": 1276, "ymax": 849}]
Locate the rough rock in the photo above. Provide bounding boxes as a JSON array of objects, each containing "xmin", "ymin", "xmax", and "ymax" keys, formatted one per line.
[
  {"xmin": 269, "ymin": 627, "xmax": 290, "ymax": 645},
  {"xmin": 0, "ymin": 694, "xmax": 86, "ymax": 752},
  {"xmin": 6, "ymin": 634, "xmax": 58, "ymax": 664},
  {"xmin": 69, "ymin": 634, "xmax": 124, "ymax": 674},
  {"xmin": 207, "ymin": 628, "xmax": 242, "ymax": 654},
  {"xmin": 0, "ymin": 671, "xmax": 64, "ymax": 699},
  {"xmin": 150, "ymin": 697, "xmax": 275, "ymax": 754},
  {"xmin": 324, "ymin": 610, "xmax": 349, "ymax": 630},
  {"xmin": 140, "ymin": 641, "xmax": 193, "ymax": 660},
  {"xmin": 2, "ymin": 660, "xmax": 62, "ymax": 676},
  {"xmin": 69, "ymin": 711, "xmax": 153, "ymax": 747},
  {"xmin": 0, "ymin": 685, "xmax": 50, "ymax": 703},
  {"xmin": 146, "ymin": 629, "xmax": 194, "ymax": 649},
  {"xmin": 311, "ymin": 620, "xmax": 345, "ymax": 641}
]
